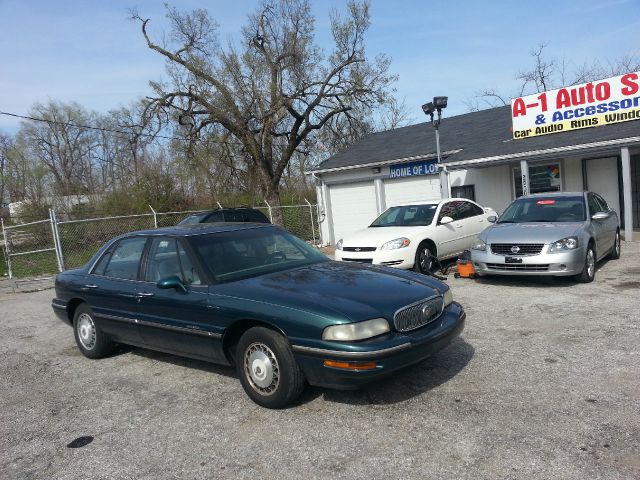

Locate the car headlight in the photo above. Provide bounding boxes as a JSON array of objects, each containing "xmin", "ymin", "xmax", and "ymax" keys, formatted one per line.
[
  {"xmin": 549, "ymin": 236, "xmax": 579, "ymax": 253},
  {"xmin": 336, "ymin": 239, "xmax": 343, "ymax": 250},
  {"xmin": 381, "ymin": 237, "xmax": 410, "ymax": 250},
  {"xmin": 322, "ymin": 318, "xmax": 390, "ymax": 341},
  {"xmin": 443, "ymin": 288, "xmax": 453, "ymax": 307},
  {"xmin": 471, "ymin": 238, "xmax": 486, "ymax": 251}
]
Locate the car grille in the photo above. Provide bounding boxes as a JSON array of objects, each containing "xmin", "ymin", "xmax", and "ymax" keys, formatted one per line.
[
  {"xmin": 394, "ymin": 296, "xmax": 444, "ymax": 333},
  {"xmin": 490, "ymin": 243, "xmax": 544, "ymax": 256},
  {"xmin": 342, "ymin": 247, "xmax": 377, "ymax": 252},
  {"xmin": 486, "ymin": 263, "xmax": 550, "ymax": 272},
  {"xmin": 342, "ymin": 258, "xmax": 373, "ymax": 264}
]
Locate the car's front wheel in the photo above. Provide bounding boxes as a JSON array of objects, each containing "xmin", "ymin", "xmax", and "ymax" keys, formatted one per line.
[
  {"xmin": 575, "ymin": 246, "xmax": 596, "ymax": 283},
  {"xmin": 414, "ymin": 243, "xmax": 436, "ymax": 274},
  {"xmin": 73, "ymin": 303, "xmax": 115, "ymax": 359},
  {"xmin": 236, "ymin": 327, "xmax": 305, "ymax": 409}
]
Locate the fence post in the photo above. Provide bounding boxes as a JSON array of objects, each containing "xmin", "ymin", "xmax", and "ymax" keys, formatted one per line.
[
  {"xmin": 304, "ymin": 199, "xmax": 317, "ymax": 245},
  {"xmin": 149, "ymin": 205, "xmax": 158, "ymax": 228},
  {"xmin": 1, "ymin": 217, "xmax": 12, "ymax": 279},
  {"xmin": 49, "ymin": 209, "xmax": 64, "ymax": 272},
  {"xmin": 264, "ymin": 200, "xmax": 273, "ymax": 223}
]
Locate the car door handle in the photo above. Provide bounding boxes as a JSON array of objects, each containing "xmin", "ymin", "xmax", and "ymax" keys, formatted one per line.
[
  {"xmin": 136, "ymin": 292, "xmax": 155, "ymax": 298},
  {"xmin": 456, "ymin": 224, "xmax": 463, "ymax": 228},
  {"xmin": 83, "ymin": 284, "xmax": 99, "ymax": 289}
]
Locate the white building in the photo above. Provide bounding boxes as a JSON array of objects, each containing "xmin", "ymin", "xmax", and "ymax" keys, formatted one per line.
[{"xmin": 310, "ymin": 104, "xmax": 639, "ymax": 245}]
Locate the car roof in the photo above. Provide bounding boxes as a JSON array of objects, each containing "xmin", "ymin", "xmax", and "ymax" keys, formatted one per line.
[{"xmin": 124, "ymin": 222, "xmax": 274, "ymax": 238}]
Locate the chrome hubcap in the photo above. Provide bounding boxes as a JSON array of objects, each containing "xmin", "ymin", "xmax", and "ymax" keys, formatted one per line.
[
  {"xmin": 77, "ymin": 313, "xmax": 96, "ymax": 350},
  {"xmin": 244, "ymin": 343, "xmax": 279, "ymax": 395},
  {"xmin": 586, "ymin": 250, "xmax": 595, "ymax": 278}
]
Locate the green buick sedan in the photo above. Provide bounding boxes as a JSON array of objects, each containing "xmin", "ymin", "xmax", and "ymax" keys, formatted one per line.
[{"xmin": 52, "ymin": 223, "xmax": 466, "ymax": 408}]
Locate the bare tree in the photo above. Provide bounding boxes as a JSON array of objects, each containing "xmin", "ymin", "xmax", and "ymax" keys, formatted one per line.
[
  {"xmin": 466, "ymin": 43, "xmax": 640, "ymax": 111},
  {"xmin": 132, "ymin": 0, "xmax": 396, "ymax": 224},
  {"xmin": 19, "ymin": 101, "xmax": 101, "ymax": 197}
]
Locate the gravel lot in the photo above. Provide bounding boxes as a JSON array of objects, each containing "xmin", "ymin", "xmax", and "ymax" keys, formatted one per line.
[{"xmin": 1, "ymin": 242, "xmax": 639, "ymax": 480}]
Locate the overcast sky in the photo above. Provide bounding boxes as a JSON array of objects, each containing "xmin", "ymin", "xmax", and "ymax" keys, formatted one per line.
[{"xmin": 1, "ymin": 0, "xmax": 639, "ymax": 132}]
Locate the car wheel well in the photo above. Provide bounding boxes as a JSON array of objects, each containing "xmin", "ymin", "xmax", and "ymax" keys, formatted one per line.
[
  {"xmin": 417, "ymin": 239, "xmax": 437, "ymax": 257},
  {"xmin": 222, "ymin": 320, "xmax": 286, "ymax": 366},
  {"xmin": 66, "ymin": 298, "xmax": 86, "ymax": 323}
]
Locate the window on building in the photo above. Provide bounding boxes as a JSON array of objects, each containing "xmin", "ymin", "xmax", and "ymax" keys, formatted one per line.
[
  {"xmin": 513, "ymin": 163, "xmax": 561, "ymax": 197},
  {"xmin": 451, "ymin": 185, "xmax": 476, "ymax": 202}
]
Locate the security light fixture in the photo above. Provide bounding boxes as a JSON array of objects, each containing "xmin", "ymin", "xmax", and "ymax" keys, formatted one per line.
[
  {"xmin": 421, "ymin": 102, "xmax": 435, "ymax": 116},
  {"xmin": 433, "ymin": 96, "xmax": 448, "ymax": 109}
]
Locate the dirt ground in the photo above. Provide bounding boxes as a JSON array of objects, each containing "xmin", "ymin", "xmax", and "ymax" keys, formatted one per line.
[{"xmin": 1, "ymin": 242, "xmax": 638, "ymax": 479}]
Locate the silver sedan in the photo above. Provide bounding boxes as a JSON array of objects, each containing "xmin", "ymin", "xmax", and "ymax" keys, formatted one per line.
[{"xmin": 471, "ymin": 192, "xmax": 620, "ymax": 283}]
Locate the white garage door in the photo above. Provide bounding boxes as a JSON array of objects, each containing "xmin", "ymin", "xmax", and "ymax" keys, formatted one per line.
[
  {"xmin": 384, "ymin": 176, "xmax": 441, "ymax": 207},
  {"xmin": 329, "ymin": 182, "xmax": 378, "ymax": 241}
]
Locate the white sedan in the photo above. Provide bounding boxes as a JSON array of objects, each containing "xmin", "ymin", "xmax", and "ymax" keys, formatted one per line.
[{"xmin": 335, "ymin": 199, "xmax": 497, "ymax": 273}]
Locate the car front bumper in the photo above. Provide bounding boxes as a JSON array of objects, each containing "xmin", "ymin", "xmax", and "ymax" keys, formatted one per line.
[
  {"xmin": 292, "ymin": 302, "xmax": 465, "ymax": 390},
  {"xmin": 471, "ymin": 245, "xmax": 586, "ymax": 276},
  {"xmin": 334, "ymin": 247, "xmax": 415, "ymax": 269}
]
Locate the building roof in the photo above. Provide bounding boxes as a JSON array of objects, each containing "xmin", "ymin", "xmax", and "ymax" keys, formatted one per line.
[{"xmin": 312, "ymin": 105, "xmax": 640, "ymax": 173}]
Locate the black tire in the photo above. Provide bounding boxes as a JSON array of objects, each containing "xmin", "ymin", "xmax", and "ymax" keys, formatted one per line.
[
  {"xmin": 575, "ymin": 245, "xmax": 596, "ymax": 283},
  {"xmin": 73, "ymin": 303, "xmax": 115, "ymax": 359},
  {"xmin": 609, "ymin": 230, "xmax": 621, "ymax": 260},
  {"xmin": 236, "ymin": 327, "xmax": 305, "ymax": 409},
  {"xmin": 413, "ymin": 243, "xmax": 435, "ymax": 275}
]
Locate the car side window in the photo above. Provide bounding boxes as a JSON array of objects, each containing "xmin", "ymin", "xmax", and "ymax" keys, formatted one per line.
[
  {"xmin": 246, "ymin": 209, "xmax": 269, "ymax": 223},
  {"xmin": 102, "ymin": 237, "xmax": 147, "ymax": 280},
  {"xmin": 587, "ymin": 194, "xmax": 602, "ymax": 216},
  {"xmin": 438, "ymin": 202, "xmax": 457, "ymax": 223},
  {"xmin": 177, "ymin": 241, "xmax": 202, "ymax": 285},
  {"xmin": 456, "ymin": 201, "xmax": 477, "ymax": 220},
  {"xmin": 92, "ymin": 248, "xmax": 113, "ymax": 276},
  {"xmin": 145, "ymin": 238, "xmax": 202, "ymax": 285},
  {"xmin": 594, "ymin": 194, "xmax": 609, "ymax": 212},
  {"xmin": 469, "ymin": 202, "xmax": 484, "ymax": 216},
  {"xmin": 204, "ymin": 212, "xmax": 225, "ymax": 223}
]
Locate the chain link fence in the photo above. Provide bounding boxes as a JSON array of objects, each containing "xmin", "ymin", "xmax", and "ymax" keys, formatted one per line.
[{"xmin": 1, "ymin": 202, "xmax": 319, "ymax": 279}]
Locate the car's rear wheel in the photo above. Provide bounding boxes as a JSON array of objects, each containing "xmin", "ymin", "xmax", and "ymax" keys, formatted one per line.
[
  {"xmin": 73, "ymin": 304, "xmax": 115, "ymax": 359},
  {"xmin": 236, "ymin": 327, "xmax": 305, "ymax": 409},
  {"xmin": 610, "ymin": 230, "xmax": 621, "ymax": 260},
  {"xmin": 414, "ymin": 243, "xmax": 435, "ymax": 274},
  {"xmin": 575, "ymin": 246, "xmax": 596, "ymax": 283}
]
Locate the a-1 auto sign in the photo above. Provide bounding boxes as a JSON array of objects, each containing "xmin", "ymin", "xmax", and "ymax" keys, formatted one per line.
[
  {"xmin": 511, "ymin": 71, "xmax": 640, "ymax": 139},
  {"xmin": 389, "ymin": 159, "xmax": 438, "ymax": 178}
]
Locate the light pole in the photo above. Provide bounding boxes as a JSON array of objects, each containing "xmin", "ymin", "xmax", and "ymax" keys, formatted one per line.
[{"xmin": 422, "ymin": 96, "xmax": 449, "ymax": 199}]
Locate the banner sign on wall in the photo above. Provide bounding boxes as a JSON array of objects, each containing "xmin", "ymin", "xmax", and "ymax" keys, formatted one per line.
[
  {"xmin": 511, "ymin": 71, "xmax": 640, "ymax": 139},
  {"xmin": 389, "ymin": 159, "xmax": 438, "ymax": 178}
]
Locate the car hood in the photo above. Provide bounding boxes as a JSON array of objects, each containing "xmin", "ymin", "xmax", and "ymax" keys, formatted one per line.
[
  {"xmin": 481, "ymin": 222, "xmax": 583, "ymax": 244},
  {"xmin": 341, "ymin": 226, "xmax": 430, "ymax": 247},
  {"xmin": 214, "ymin": 261, "xmax": 445, "ymax": 322}
]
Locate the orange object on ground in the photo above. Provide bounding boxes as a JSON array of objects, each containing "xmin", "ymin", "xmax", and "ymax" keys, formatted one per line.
[{"xmin": 456, "ymin": 259, "xmax": 475, "ymax": 278}]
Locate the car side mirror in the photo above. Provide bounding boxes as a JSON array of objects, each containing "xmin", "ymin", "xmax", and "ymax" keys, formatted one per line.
[
  {"xmin": 157, "ymin": 275, "xmax": 188, "ymax": 293},
  {"xmin": 487, "ymin": 215, "xmax": 497, "ymax": 223},
  {"xmin": 440, "ymin": 216, "xmax": 454, "ymax": 225},
  {"xmin": 591, "ymin": 212, "xmax": 610, "ymax": 221}
]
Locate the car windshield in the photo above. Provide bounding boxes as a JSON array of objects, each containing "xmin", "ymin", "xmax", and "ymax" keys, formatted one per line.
[
  {"xmin": 370, "ymin": 204, "xmax": 438, "ymax": 227},
  {"xmin": 178, "ymin": 213, "xmax": 208, "ymax": 225},
  {"xmin": 188, "ymin": 227, "xmax": 328, "ymax": 282},
  {"xmin": 498, "ymin": 196, "xmax": 586, "ymax": 223}
]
